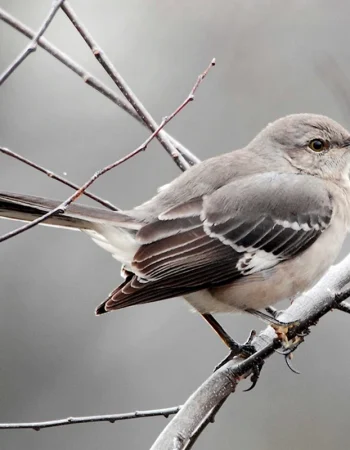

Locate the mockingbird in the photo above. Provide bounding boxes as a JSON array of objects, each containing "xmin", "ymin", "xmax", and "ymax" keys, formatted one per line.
[{"xmin": 1, "ymin": 113, "xmax": 350, "ymax": 355}]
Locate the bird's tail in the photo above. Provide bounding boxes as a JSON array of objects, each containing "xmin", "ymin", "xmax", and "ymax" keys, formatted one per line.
[{"xmin": 0, "ymin": 191, "xmax": 141, "ymax": 264}]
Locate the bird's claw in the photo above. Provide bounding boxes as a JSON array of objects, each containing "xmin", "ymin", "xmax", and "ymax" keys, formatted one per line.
[
  {"xmin": 243, "ymin": 358, "xmax": 264, "ymax": 391},
  {"xmin": 213, "ymin": 330, "xmax": 264, "ymax": 391},
  {"xmin": 213, "ymin": 342, "xmax": 255, "ymax": 372},
  {"xmin": 284, "ymin": 352, "xmax": 300, "ymax": 375}
]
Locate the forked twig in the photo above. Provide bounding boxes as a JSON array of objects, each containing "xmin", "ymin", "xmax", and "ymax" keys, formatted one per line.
[
  {"xmin": 0, "ymin": 8, "xmax": 200, "ymax": 166},
  {"xmin": 61, "ymin": 1, "xmax": 207, "ymax": 172},
  {"xmin": 0, "ymin": 59, "xmax": 214, "ymax": 244},
  {"xmin": 0, "ymin": 0, "xmax": 65, "ymax": 85}
]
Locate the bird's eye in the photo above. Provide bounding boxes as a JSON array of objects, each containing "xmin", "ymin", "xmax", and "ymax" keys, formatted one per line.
[{"xmin": 308, "ymin": 139, "xmax": 326, "ymax": 152}]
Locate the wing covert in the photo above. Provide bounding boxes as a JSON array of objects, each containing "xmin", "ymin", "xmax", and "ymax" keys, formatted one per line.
[{"xmin": 99, "ymin": 172, "xmax": 333, "ymax": 312}]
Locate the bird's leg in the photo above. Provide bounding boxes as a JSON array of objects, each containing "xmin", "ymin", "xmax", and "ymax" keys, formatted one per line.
[
  {"xmin": 201, "ymin": 313, "xmax": 243, "ymax": 352},
  {"xmin": 213, "ymin": 328, "xmax": 256, "ymax": 370},
  {"xmin": 200, "ymin": 314, "xmax": 264, "ymax": 390},
  {"xmin": 212, "ymin": 328, "xmax": 264, "ymax": 391},
  {"xmin": 201, "ymin": 313, "xmax": 259, "ymax": 357},
  {"xmin": 201, "ymin": 315, "xmax": 259, "ymax": 371}
]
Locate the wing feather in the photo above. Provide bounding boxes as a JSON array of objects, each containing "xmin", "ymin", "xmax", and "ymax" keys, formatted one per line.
[{"xmin": 96, "ymin": 173, "xmax": 333, "ymax": 314}]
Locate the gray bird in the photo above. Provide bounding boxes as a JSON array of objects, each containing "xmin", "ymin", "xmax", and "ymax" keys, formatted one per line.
[{"xmin": 1, "ymin": 113, "xmax": 350, "ymax": 349}]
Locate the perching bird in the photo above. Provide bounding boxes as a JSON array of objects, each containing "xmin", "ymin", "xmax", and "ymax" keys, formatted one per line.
[{"xmin": 1, "ymin": 114, "xmax": 350, "ymax": 333}]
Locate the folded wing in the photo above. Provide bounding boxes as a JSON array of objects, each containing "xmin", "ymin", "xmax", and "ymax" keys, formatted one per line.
[{"xmin": 97, "ymin": 172, "xmax": 333, "ymax": 313}]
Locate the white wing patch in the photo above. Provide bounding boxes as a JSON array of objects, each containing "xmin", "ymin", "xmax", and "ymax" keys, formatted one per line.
[
  {"xmin": 274, "ymin": 219, "xmax": 317, "ymax": 231},
  {"xmin": 204, "ymin": 220, "xmax": 281, "ymax": 275},
  {"xmin": 236, "ymin": 250, "xmax": 280, "ymax": 275}
]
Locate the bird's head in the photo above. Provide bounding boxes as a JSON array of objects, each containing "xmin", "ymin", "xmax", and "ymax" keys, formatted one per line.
[{"xmin": 251, "ymin": 113, "xmax": 350, "ymax": 183}]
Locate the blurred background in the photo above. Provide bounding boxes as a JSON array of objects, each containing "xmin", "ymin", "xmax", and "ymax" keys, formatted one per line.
[{"xmin": 1, "ymin": 1, "xmax": 350, "ymax": 449}]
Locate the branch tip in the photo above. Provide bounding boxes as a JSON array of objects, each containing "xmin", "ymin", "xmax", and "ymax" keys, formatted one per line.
[{"xmin": 0, "ymin": 406, "xmax": 181, "ymax": 430}]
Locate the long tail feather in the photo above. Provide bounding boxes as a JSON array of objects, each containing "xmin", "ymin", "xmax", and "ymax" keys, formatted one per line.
[
  {"xmin": 0, "ymin": 191, "xmax": 139, "ymax": 230},
  {"xmin": 0, "ymin": 191, "xmax": 142, "ymax": 264}
]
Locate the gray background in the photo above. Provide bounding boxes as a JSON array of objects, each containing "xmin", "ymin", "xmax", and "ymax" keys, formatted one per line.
[{"xmin": 1, "ymin": 1, "xmax": 350, "ymax": 449}]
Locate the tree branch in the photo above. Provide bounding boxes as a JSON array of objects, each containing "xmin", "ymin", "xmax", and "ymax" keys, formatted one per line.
[
  {"xmin": 61, "ymin": 1, "xmax": 204, "ymax": 172},
  {"xmin": 0, "ymin": 8, "xmax": 200, "ymax": 167},
  {"xmin": 0, "ymin": 406, "xmax": 181, "ymax": 431},
  {"xmin": 335, "ymin": 301, "xmax": 350, "ymax": 314},
  {"xmin": 0, "ymin": 0, "xmax": 65, "ymax": 85},
  {"xmin": 151, "ymin": 255, "xmax": 350, "ymax": 449},
  {"xmin": 0, "ymin": 59, "xmax": 213, "ymax": 244},
  {"xmin": 0, "ymin": 147, "xmax": 119, "ymax": 211}
]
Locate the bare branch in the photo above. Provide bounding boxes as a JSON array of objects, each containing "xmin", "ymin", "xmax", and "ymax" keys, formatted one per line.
[
  {"xmin": 0, "ymin": 147, "xmax": 119, "ymax": 211},
  {"xmin": 333, "ymin": 285, "xmax": 350, "ymax": 313},
  {"xmin": 0, "ymin": 0, "xmax": 65, "ymax": 85},
  {"xmin": 335, "ymin": 301, "xmax": 350, "ymax": 314},
  {"xmin": 0, "ymin": 405, "xmax": 181, "ymax": 431},
  {"xmin": 0, "ymin": 8, "xmax": 200, "ymax": 167},
  {"xmin": 0, "ymin": 60, "xmax": 214, "ymax": 244},
  {"xmin": 151, "ymin": 253, "xmax": 350, "ymax": 449},
  {"xmin": 0, "ymin": 9, "xmax": 150, "ymax": 131},
  {"xmin": 60, "ymin": 1, "xmax": 210, "ymax": 171}
]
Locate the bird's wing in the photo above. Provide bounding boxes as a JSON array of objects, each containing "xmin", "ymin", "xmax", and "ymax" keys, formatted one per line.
[{"xmin": 97, "ymin": 172, "xmax": 333, "ymax": 313}]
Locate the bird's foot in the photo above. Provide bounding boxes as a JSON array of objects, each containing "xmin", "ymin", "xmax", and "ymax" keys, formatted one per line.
[
  {"xmin": 271, "ymin": 321, "xmax": 300, "ymax": 347},
  {"xmin": 247, "ymin": 308, "xmax": 308, "ymax": 374},
  {"xmin": 213, "ymin": 338, "xmax": 256, "ymax": 372},
  {"xmin": 274, "ymin": 325, "xmax": 310, "ymax": 374},
  {"xmin": 213, "ymin": 330, "xmax": 264, "ymax": 391},
  {"xmin": 247, "ymin": 308, "xmax": 301, "ymax": 343}
]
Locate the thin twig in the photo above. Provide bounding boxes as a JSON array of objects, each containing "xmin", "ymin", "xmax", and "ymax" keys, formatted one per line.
[
  {"xmin": 0, "ymin": 147, "xmax": 118, "ymax": 211},
  {"xmin": 0, "ymin": 405, "xmax": 181, "ymax": 430},
  {"xmin": 333, "ymin": 285, "xmax": 350, "ymax": 313},
  {"xmin": 0, "ymin": 0, "xmax": 65, "ymax": 85},
  {"xmin": 333, "ymin": 285, "xmax": 350, "ymax": 304},
  {"xmin": 61, "ymin": 1, "xmax": 211, "ymax": 171},
  {"xmin": 0, "ymin": 60, "xmax": 214, "ymax": 244},
  {"xmin": 0, "ymin": 8, "xmax": 200, "ymax": 166},
  {"xmin": 335, "ymin": 301, "xmax": 350, "ymax": 314}
]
